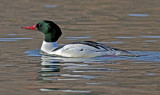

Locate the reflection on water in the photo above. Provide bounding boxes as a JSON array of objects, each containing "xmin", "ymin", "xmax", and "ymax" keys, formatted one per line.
[
  {"xmin": 43, "ymin": 5, "xmax": 57, "ymax": 8},
  {"xmin": 145, "ymin": 40, "xmax": 157, "ymax": 42},
  {"xmin": 25, "ymin": 49, "xmax": 160, "ymax": 94},
  {"xmin": 115, "ymin": 36, "xmax": 160, "ymax": 39},
  {"xmin": 141, "ymin": 36, "xmax": 160, "ymax": 38},
  {"xmin": 0, "ymin": 38, "xmax": 32, "ymax": 41},
  {"xmin": 128, "ymin": 14, "xmax": 149, "ymax": 17},
  {"xmin": 115, "ymin": 36, "xmax": 136, "ymax": 39},
  {"xmin": 8, "ymin": 34, "xmax": 18, "ymax": 36},
  {"xmin": 26, "ymin": 50, "xmax": 120, "ymax": 93},
  {"xmin": 40, "ymin": 88, "xmax": 91, "ymax": 93}
]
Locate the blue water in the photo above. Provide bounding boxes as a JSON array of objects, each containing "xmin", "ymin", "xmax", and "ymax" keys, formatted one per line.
[
  {"xmin": 115, "ymin": 37, "xmax": 136, "ymax": 39},
  {"xmin": 141, "ymin": 36, "xmax": 160, "ymax": 38},
  {"xmin": 128, "ymin": 14, "xmax": 149, "ymax": 17},
  {"xmin": 0, "ymin": 38, "xmax": 32, "ymax": 41}
]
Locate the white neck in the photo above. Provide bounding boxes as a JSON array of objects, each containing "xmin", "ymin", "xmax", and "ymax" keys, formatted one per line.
[{"xmin": 41, "ymin": 40, "xmax": 58, "ymax": 53}]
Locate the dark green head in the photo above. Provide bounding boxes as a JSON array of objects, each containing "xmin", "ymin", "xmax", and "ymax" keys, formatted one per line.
[{"xmin": 22, "ymin": 20, "xmax": 62, "ymax": 42}]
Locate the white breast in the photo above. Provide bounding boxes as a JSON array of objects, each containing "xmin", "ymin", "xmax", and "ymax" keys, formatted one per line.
[{"xmin": 41, "ymin": 40, "xmax": 58, "ymax": 53}]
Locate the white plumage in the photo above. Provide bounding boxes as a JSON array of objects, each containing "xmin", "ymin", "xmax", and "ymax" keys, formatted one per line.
[{"xmin": 41, "ymin": 40, "xmax": 132, "ymax": 57}]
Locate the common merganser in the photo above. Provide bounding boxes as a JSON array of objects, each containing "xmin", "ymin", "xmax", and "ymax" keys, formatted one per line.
[{"xmin": 22, "ymin": 20, "xmax": 132, "ymax": 57}]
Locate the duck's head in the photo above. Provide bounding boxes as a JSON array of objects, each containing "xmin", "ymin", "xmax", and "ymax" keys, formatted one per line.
[{"xmin": 22, "ymin": 20, "xmax": 62, "ymax": 42}]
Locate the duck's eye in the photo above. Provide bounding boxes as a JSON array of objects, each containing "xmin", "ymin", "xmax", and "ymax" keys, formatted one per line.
[{"xmin": 36, "ymin": 24, "xmax": 42, "ymax": 28}]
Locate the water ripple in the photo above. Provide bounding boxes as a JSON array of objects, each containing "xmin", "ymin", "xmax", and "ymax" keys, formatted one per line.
[
  {"xmin": 40, "ymin": 88, "xmax": 91, "ymax": 93},
  {"xmin": 43, "ymin": 5, "xmax": 57, "ymax": 8},
  {"xmin": 0, "ymin": 38, "xmax": 32, "ymax": 41},
  {"xmin": 128, "ymin": 14, "xmax": 149, "ymax": 17}
]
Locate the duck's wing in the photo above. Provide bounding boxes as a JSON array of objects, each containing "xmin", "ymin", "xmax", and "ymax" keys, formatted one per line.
[
  {"xmin": 53, "ymin": 41, "xmax": 108, "ymax": 52},
  {"xmin": 71, "ymin": 41, "xmax": 129, "ymax": 52},
  {"xmin": 51, "ymin": 41, "xmax": 132, "ymax": 57},
  {"xmin": 70, "ymin": 41, "xmax": 133, "ymax": 56}
]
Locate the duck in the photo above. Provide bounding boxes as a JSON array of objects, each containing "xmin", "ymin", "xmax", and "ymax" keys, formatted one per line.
[{"xmin": 22, "ymin": 20, "xmax": 133, "ymax": 57}]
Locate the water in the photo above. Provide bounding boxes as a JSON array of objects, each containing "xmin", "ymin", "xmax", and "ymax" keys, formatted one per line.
[
  {"xmin": 115, "ymin": 37, "xmax": 137, "ymax": 39},
  {"xmin": 98, "ymin": 41, "xmax": 123, "ymax": 44},
  {"xmin": 40, "ymin": 88, "xmax": 91, "ymax": 93},
  {"xmin": 43, "ymin": 5, "xmax": 57, "ymax": 8},
  {"xmin": 23, "ymin": 49, "xmax": 160, "ymax": 94},
  {"xmin": 141, "ymin": 36, "xmax": 160, "ymax": 38},
  {"xmin": 1, "ymin": 0, "xmax": 160, "ymax": 95},
  {"xmin": 128, "ymin": 14, "xmax": 149, "ymax": 17},
  {"xmin": 0, "ymin": 38, "xmax": 32, "ymax": 41},
  {"xmin": 65, "ymin": 36, "xmax": 91, "ymax": 40}
]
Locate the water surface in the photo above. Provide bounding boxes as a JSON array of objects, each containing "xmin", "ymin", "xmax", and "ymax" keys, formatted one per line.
[{"xmin": 24, "ymin": 49, "xmax": 160, "ymax": 95}]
